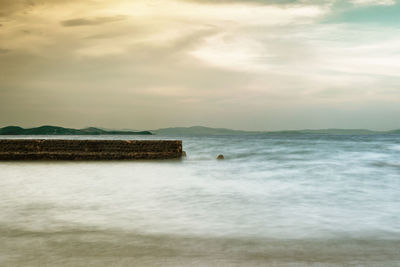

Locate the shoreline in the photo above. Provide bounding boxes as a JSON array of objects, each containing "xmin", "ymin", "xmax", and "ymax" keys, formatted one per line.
[{"xmin": 1, "ymin": 227, "xmax": 400, "ymax": 266}]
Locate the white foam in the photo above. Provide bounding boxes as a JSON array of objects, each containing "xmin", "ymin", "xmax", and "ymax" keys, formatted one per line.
[{"xmin": 389, "ymin": 145, "xmax": 400, "ymax": 151}]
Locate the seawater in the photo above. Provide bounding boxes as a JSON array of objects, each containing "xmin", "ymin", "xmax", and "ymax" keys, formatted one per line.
[{"xmin": 1, "ymin": 134, "xmax": 400, "ymax": 266}]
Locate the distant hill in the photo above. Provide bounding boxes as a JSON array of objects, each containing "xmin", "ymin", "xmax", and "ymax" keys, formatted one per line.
[
  {"xmin": 0, "ymin": 126, "xmax": 152, "ymax": 135},
  {"xmin": 1, "ymin": 125, "xmax": 399, "ymax": 136},
  {"xmin": 152, "ymin": 126, "xmax": 400, "ymax": 136},
  {"xmin": 298, "ymin": 129, "xmax": 381, "ymax": 135},
  {"xmin": 152, "ymin": 126, "xmax": 262, "ymax": 136}
]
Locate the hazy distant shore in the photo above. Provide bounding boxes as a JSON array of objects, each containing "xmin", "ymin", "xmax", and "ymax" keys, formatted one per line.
[
  {"xmin": 1, "ymin": 125, "xmax": 400, "ymax": 136},
  {"xmin": 1, "ymin": 226, "xmax": 399, "ymax": 266},
  {"xmin": 0, "ymin": 126, "xmax": 152, "ymax": 136}
]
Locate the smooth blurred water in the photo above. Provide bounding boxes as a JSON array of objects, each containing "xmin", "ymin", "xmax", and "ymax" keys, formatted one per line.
[{"xmin": 1, "ymin": 134, "xmax": 399, "ymax": 242}]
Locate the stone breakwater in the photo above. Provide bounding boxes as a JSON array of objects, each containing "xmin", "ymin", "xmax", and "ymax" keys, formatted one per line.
[{"xmin": 0, "ymin": 139, "xmax": 182, "ymax": 160}]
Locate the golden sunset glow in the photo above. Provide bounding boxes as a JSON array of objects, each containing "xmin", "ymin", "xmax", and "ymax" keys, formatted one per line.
[{"xmin": 1, "ymin": 0, "xmax": 400, "ymax": 130}]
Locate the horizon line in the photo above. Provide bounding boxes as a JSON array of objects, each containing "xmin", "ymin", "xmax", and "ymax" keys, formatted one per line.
[{"xmin": 1, "ymin": 125, "xmax": 399, "ymax": 133}]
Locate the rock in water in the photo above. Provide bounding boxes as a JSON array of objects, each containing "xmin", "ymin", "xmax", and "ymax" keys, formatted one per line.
[
  {"xmin": 182, "ymin": 151, "xmax": 187, "ymax": 157},
  {"xmin": 217, "ymin": 154, "xmax": 224, "ymax": 160}
]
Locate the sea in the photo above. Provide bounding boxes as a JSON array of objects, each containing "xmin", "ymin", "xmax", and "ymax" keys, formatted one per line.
[{"xmin": 0, "ymin": 134, "xmax": 400, "ymax": 266}]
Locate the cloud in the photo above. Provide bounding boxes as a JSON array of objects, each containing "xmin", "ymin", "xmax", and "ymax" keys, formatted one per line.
[
  {"xmin": 180, "ymin": 0, "xmax": 297, "ymax": 4},
  {"xmin": 0, "ymin": 0, "xmax": 82, "ymax": 17},
  {"xmin": 0, "ymin": 26, "xmax": 255, "ymax": 129},
  {"xmin": 351, "ymin": 0, "xmax": 396, "ymax": 6},
  {"xmin": 0, "ymin": 0, "xmax": 26, "ymax": 17},
  {"xmin": 179, "ymin": 0, "xmax": 330, "ymax": 5},
  {"xmin": 324, "ymin": 1, "xmax": 400, "ymax": 25},
  {"xmin": 61, "ymin": 15, "xmax": 127, "ymax": 27},
  {"xmin": 1, "ymin": 0, "xmax": 400, "ymax": 130}
]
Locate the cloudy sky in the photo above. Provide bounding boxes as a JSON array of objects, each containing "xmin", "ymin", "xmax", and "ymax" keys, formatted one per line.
[{"xmin": 0, "ymin": 0, "xmax": 399, "ymax": 130}]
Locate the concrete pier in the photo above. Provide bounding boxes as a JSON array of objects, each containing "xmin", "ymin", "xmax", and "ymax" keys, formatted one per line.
[{"xmin": 0, "ymin": 139, "xmax": 182, "ymax": 160}]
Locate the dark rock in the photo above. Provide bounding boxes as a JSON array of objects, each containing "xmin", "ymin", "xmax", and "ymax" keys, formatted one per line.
[{"xmin": 217, "ymin": 154, "xmax": 224, "ymax": 160}]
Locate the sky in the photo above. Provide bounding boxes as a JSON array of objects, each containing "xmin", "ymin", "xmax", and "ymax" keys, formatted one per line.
[{"xmin": 0, "ymin": 0, "xmax": 399, "ymax": 131}]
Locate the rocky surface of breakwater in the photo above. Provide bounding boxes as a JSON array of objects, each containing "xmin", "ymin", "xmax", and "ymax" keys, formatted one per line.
[{"xmin": 0, "ymin": 139, "xmax": 182, "ymax": 160}]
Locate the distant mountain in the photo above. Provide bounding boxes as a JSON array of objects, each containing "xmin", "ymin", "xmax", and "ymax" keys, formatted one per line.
[
  {"xmin": 152, "ymin": 126, "xmax": 262, "ymax": 136},
  {"xmin": 151, "ymin": 126, "xmax": 400, "ymax": 136},
  {"xmin": 298, "ymin": 129, "xmax": 381, "ymax": 135},
  {"xmin": 1, "ymin": 125, "xmax": 399, "ymax": 136},
  {"xmin": 0, "ymin": 126, "xmax": 152, "ymax": 135}
]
